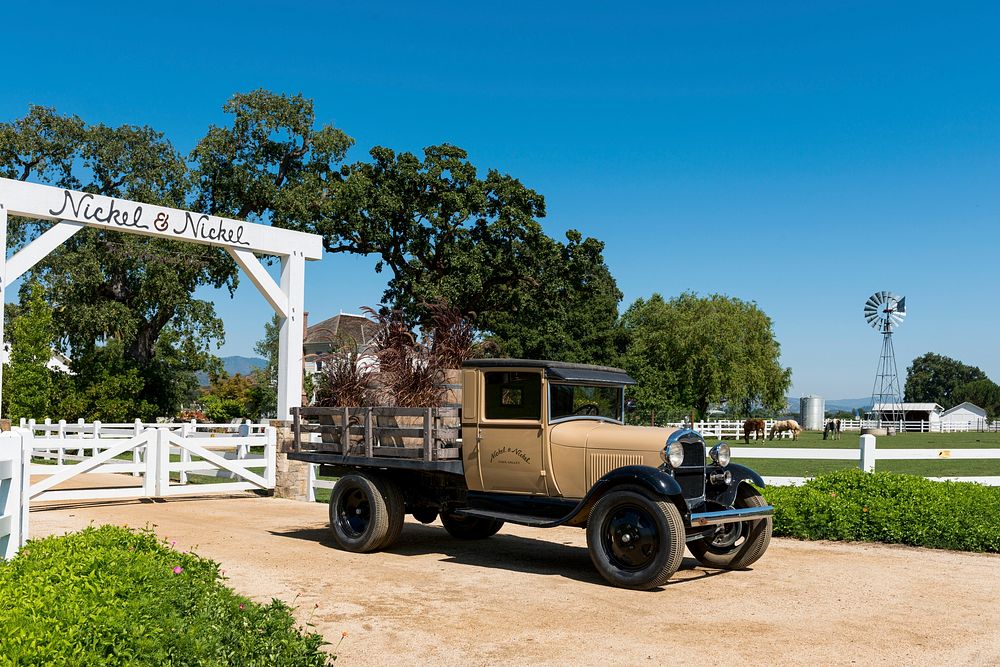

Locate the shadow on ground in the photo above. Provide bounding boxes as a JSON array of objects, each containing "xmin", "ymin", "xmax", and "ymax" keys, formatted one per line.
[{"xmin": 270, "ymin": 522, "xmax": 732, "ymax": 589}]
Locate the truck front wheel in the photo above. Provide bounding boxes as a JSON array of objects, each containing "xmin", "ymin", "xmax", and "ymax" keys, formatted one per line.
[
  {"xmin": 440, "ymin": 512, "xmax": 504, "ymax": 539},
  {"xmin": 329, "ymin": 474, "xmax": 391, "ymax": 552},
  {"xmin": 586, "ymin": 489, "xmax": 685, "ymax": 590},
  {"xmin": 687, "ymin": 485, "xmax": 772, "ymax": 570}
]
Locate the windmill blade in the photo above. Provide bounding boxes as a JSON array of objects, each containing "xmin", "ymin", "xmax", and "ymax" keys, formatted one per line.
[{"xmin": 866, "ymin": 293, "xmax": 883, "ymax": 309}]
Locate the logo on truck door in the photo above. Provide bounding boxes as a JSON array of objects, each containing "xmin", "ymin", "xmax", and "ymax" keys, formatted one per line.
[{"xmin": 490, "ymin": 446, "xmax": 532, "ymax": 465}]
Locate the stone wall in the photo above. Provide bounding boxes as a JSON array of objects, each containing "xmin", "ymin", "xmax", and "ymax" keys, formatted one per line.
[{"xmin": 271, "ymin": 420, "xmax": 311, "ymax": 501}]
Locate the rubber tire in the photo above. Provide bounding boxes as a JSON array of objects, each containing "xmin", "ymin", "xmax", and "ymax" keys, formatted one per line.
[
  {"xmin": 375, "ymin": 477, "xmax": 406, "ymax": 550},
  {"xmin": 440, "ymin": 512, "xmax": 504, "ymax": 539},
  {"xmin": 687, "ymin": 485, "xmax": 772, "ymax": 570},
  {"xmin": 411, "ymin": 507, "xmax": 439, "ymax": 524},
  {"xmin": 328, "ymin": 474, "xmax": 390, "ymax": 553},
  {"xmin": 586, "ymin": 489, "xmax": 685, "ymax": 590}
]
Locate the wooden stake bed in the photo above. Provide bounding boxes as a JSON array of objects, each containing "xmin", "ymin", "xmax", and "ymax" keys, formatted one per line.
[{"xmin": 290, "ymin": 407, "xmax": 463, "ymax": 466}]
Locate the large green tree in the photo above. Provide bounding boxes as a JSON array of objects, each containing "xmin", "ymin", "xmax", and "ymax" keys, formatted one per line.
[
  {"xmin": 1, "ymin": 106, "xmax": 234, "ymax": 416},
  {"xmin": 620, "ymin": 293, "xmax": 791, "ymax": 422},
  {"xmin": 0, "ymin": 91, "xmax": 352, "ymax": 418},
  {"xmin": 296, "ymin": 143, "xmax": 621, "ymax": 364},
  {"xmin": 903, "ymin": 352, "xmax": 988, "ymax": 407}
]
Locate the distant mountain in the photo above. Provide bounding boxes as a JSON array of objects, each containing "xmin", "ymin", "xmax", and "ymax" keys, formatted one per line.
[
  {"xmin": 196, "ymin": 356, "xmax": 267, "ymax": 386},
  {"xmin": 222, "ymin": 355, "xmax": 267, "ymax": 376}
]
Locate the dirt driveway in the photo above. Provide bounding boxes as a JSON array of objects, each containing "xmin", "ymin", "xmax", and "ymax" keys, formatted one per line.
[{"xmin": 29, "ymin": 494, "xmax": 1000, "ymax": 666}]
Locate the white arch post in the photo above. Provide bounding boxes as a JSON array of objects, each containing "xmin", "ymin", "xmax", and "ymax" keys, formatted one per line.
[{"xmin": 0, "ymin": 177, "xmax": 323, "ymax": 420}]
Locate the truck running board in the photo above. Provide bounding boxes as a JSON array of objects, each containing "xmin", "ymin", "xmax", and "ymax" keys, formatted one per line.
[{"xmin": 451, "ymin": 508, "xmax": 567, "ymax": 528}]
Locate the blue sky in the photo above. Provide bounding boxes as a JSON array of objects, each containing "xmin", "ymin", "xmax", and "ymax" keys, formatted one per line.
[{"xmin": 3, "ymin": 1, "xmax": 998, "ymax": 399}]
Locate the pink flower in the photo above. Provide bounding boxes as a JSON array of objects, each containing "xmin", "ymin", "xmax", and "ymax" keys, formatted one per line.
[
  {"xmin": 239, "ymin": 603, "xmax": 245, "ymax": 610},
  {"xmin": 172, "ymin": 566, "xmax": 183, "ymax": 575}
]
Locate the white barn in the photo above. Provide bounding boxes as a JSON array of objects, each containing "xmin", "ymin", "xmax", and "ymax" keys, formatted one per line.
[{"xmin": 940, "ymin": 402, "xmax": 988, "ymax": 430}]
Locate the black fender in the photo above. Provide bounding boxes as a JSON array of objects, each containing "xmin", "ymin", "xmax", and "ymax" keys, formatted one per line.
[
  {"xmin": 565, "ymin": 465, "xmax": 684, "ymax": 526},
  {"xmin": 714, "ymin": 463, "xmax": 765, "ymax": 508}
]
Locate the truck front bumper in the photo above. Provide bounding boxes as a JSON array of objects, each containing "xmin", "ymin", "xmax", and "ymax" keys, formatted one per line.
[{"xmin": 688, "ymin": 505, "xmax": 774, "ymax": 527}]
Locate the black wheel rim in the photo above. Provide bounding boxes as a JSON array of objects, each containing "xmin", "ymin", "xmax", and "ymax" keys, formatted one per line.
[
  {"xmin": 601, "ymin": 503, "xmax": 660, "ymax": 571},
  {"xmin": 337, "ymin": 487, "xmax": 371, "ymax": 538}
]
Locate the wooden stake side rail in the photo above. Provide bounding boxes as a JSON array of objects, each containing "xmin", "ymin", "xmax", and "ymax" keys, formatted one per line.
[{"xmin": 292, "ymin": 407, "xmax": 462, "ymax": 463}]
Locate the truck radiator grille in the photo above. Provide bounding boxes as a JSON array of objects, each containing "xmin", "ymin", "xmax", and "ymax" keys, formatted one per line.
[
  {"xmin": 677, "ymin": 441, "xmax": 706, "ymax": 498},
  {"xmin": 589, "ymin": 453, "xmax": 644, "ymax": 486}
]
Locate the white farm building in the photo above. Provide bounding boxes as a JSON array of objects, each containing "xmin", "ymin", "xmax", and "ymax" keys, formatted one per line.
[{"xmin": 940, "ymin": 402, "xmax": 989, "ymax": 431}]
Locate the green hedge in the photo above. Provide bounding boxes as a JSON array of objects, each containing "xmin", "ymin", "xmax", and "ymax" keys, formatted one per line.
[
  {"xmin": 765, "ymin": 469, "xmax": 1000, "ymax": 552},
  {"xmin": 0, "ymin": 525, "xmax": 333, "ymax": 666}
]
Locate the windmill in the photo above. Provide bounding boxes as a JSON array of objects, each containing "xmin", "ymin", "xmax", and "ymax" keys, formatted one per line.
[{"xmin": 864, "ymin": 291, "xmax": 906, "ymax": 423}]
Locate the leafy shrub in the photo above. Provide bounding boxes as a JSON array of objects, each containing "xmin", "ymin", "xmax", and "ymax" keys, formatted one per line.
[
  {"xmin": 765, "ymin": 469, "xmax": 1000, "ymax": 552},
  {"xmin": 0, "ymin": 525, "xmax": 332, "ymax": 666}
]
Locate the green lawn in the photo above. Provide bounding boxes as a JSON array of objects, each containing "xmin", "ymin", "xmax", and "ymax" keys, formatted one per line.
[{"xmin": 730, "ymin": 430, "xmax": 1000, "ymax": 478}]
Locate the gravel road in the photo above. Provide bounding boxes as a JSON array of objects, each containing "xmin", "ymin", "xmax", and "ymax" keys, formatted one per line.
[{"xmin": 29, "ymin": 494, "xmax": 1000, "ymax": 666}]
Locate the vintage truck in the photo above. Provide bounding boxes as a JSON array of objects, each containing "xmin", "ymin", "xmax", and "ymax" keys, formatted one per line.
[{"xmin": 289, "ymin": 359, "xmax": 773, "ymax": 590}]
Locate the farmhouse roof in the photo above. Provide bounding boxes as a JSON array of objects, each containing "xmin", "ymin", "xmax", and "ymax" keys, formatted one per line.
[
  {"xmin": 941, "ymin": 402, "xmax": 987, "ymax": 417},
  {"xmin": 304, "ymin": 313, "xmax": 375, "ymax": 348},
  {"xmin": 872, "ymin": 402, "xmax": 943, "ymax": 412}
]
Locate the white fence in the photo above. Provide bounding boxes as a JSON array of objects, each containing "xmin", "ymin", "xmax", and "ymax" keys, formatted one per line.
[
  {"xmin": 741, "ymin": 435, "xmax": 1000, "ymax": 487},
  {"xmin": 668, "ymin": 420, "xmax": 799, "ymax": 440},
  {"xmin": 1, "ymin": 421, "xmax": 276, "ymax": 558},
  {"xmin": 669, "ymin": 418, "xmax": 1000, "ymax": 437},
  {"xmin": 1, "ymin": 432, "xmax": 25, "ymax": 560}
]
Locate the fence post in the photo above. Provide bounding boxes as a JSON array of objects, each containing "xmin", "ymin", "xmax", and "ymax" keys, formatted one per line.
[
  {"xmin": 859, "ymin": 434, "xmax": 876, "ymax": 473},
  {"xmin": 93, "ymin": 420, "xmax": 102, "ymax": 458},
  {"xmin": 178, "ymin": 422, "xmax": 191, "ymax": 485},
  {"xmin": 132, "ymin": 419, "xmax": 143, "ymax": 476},
  {"xmin": 145, "ymin": 429, "xmax": 161, "ymax": 497},
  {"xmin": 264, "ymin": 426, "xmax": 277, "ymax": 490},
  {"xmin": 307, "ymin": 463, "xmax": 316, "ymax": 503},
  {"xmin": 20, "ymin": 430, "xmax": 32, "ymax": 549}
]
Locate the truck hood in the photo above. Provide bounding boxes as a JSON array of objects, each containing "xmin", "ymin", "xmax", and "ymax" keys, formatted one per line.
[{"xmin": 550, "ymin": 420, "xmax": 678, "ymax": 453}]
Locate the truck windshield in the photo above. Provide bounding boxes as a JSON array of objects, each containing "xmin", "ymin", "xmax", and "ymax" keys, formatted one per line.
[{"xmin": 549, "ymin": 383, "xmax": 623, "ymax": 422}]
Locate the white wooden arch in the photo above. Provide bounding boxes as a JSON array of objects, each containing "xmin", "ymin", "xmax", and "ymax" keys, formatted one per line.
[{"xmin": 0, "ymin": 177, "xmax": 323, "ymax": 420}]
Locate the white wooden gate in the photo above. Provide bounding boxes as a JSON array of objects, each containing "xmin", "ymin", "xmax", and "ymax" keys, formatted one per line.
[
  {"xmin": 0, "ymin": 431, "xmax": 24, "ymax": 559},
  {"xmin": 23, "ymin": 424, "xmax": 276, "ymax": 504}
]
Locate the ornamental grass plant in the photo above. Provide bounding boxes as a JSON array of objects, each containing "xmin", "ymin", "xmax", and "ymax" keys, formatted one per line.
[
  {"xmin": 0, "ymin": 525, "xmax": 334, "ymax": 666},
  {"xmin": 766, "ymin": 469, "xmax": 1000, "ymax": 552}
]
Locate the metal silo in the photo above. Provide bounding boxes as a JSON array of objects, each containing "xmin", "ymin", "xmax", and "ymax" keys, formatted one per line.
[{"xmin": 799, "ymin": 395, "xmax": 825, "ymax": 431}]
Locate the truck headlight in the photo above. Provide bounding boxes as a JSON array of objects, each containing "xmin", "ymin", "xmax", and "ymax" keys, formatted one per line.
[
  {"xmin": 661, "ymin": 442, "xmax": 684, "ymax": 468},
  {"xmin": 709, "ymin": 443, "xmax": 731, "ymax": 467}
]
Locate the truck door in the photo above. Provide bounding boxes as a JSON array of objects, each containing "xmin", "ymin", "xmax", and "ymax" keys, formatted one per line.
[{"xmin": 474, "ymin": 370, "xmax": 547, "ymax": 494}]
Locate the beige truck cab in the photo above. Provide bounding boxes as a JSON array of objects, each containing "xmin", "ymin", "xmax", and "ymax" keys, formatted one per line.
[{"xmin": 292, "ymin": 359, "xmax": 774, "ymax": 590}]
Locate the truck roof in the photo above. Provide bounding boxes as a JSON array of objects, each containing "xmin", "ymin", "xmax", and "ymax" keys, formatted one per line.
[{"xmin": 462, "ymin": 358, "xmax": 636, "ymax": 386}]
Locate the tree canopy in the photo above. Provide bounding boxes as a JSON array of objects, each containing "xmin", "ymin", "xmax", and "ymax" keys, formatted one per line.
[
  {"xmin": 620, "ymin": 293, "xmax": 791, "ymax": 422},
  {"xmin": 292, "ymin": 143, "xmax": 622, "ymax": 365},
  {"xmin": 0, "ymin": 91, "xmax": 352, "ymax": 418},
  {"xmin": 903, "ymin": 352, "xmax": 988, "ymax": 408}
]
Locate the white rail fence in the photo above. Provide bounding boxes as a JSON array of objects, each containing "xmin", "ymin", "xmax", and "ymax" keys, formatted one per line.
[
  {"xmin": 1, "ymin": 422, "xmax": 276, "ymax": 558},
  {"xmin": 1, "ymin": 431, "xmax": 25, "ymax": 560},
  {"xmin": 669, "ymin": 419, "xmax": 1000, "ymax": 438},
  {"xmin": 742, "ymin": 435, "xmax": 1000, "ymax": 487},
  {"xmin": 669, "ymin": 420, "xmax": 799, "ymax": 440}
]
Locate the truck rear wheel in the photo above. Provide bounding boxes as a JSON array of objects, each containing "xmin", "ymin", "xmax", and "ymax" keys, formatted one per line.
[
  {"xmin": 440, "ymin": 512, "xmax": 504, "ymax": 539},
  {"xmin": 586, "ymin": 489, "xmax": 685, "ymax": 590},
  {"xmin": 329, "ymin": 474, "xmax": 391, "ymax": 552},
  {"xmin": 375, "ymin": 477, "xmax": 406, "ymax": 550},
  {"xmin": 687, "ymin": 485, "xmax": 772, "ymax": 570}
]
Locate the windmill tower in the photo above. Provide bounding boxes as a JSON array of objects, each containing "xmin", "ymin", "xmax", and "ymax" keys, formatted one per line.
[{"xmin": 864, "ymin": 291, "xmax": 906, "ymax": 423}]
